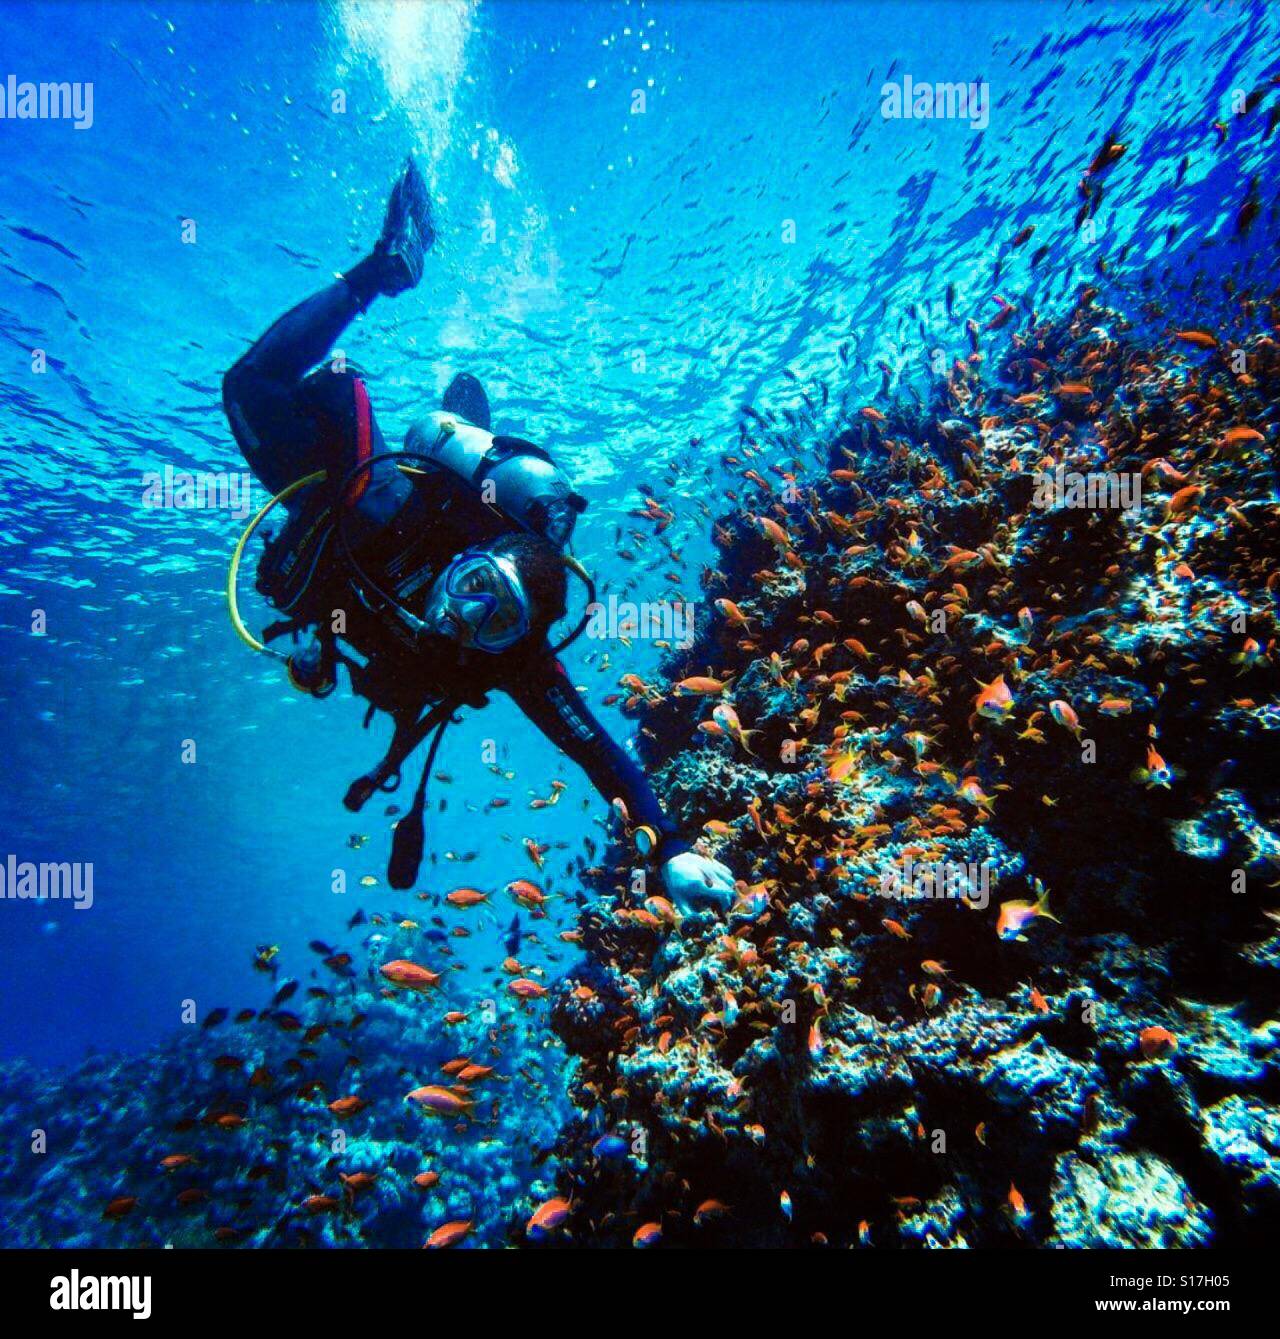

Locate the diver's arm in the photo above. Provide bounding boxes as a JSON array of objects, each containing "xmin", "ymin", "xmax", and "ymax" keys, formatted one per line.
[
  {"xmin": 509, "ymin": 660, "xmax": 736, "ymax": 909},
  {"xmin": 507, "ymin": 657, "xmax": 691, "ymax": 861}
]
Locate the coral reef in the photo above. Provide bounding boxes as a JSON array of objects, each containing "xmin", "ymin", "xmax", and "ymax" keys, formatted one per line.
[
  {"xmin": 0, "ymin": 942, "xmax": 566, "ymax": 1248},
  {"xmin": 542, "ymin": 294, "xmax": 1280, "ymax": 1247},
  {"xmin": 2, "ymin": 298, "xmax": 1276, "ymax": 1252}
]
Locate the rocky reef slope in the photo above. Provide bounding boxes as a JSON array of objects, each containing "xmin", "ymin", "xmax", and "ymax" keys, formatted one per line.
[{"xmin": 545, "ymin": 291, "xmax": 1280, "ymax": 1248}]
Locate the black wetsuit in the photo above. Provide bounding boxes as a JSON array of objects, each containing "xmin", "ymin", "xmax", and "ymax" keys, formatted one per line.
[{"xmin": 222, "ymin": 275, "xmax": 687, "ymax": 858}]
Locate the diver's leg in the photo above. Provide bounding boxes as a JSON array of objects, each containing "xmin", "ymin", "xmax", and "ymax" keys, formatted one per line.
[
  {"xmin": 227, "ymin": 279, "xmax": 363, "ymax": 394},
  {"xmin": 222, "ymin": 156, "xmax": 434, "ymax": 492}
]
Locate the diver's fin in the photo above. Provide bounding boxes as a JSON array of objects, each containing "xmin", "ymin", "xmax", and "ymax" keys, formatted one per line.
[
  {"xmin": 442, "ymin": 372, "xmax": 492, "ymax": 431},
  {"xmin": 375, "ymin": 155, "xmax": 435, "ymax": 297}
]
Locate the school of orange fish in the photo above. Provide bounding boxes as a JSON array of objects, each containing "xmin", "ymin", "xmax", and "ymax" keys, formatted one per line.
[
  {"xmin": 538, "ymin": 267, "xmax": 1279, "ymax": 1244},
  {"xmin": 4, "ymin": 115, "xmax": 1279, "ymax": 1248}
]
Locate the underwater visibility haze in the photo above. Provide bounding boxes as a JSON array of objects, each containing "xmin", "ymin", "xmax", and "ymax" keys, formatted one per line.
[{"xmin": 1, "ymin": 0, "xmax": 1279, "ymax": 1277}]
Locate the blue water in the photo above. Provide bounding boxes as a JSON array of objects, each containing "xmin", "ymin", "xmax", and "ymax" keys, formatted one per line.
[{"xmin": 1, "ymin": 0, "xmax": 1276, "ymax": 1075}]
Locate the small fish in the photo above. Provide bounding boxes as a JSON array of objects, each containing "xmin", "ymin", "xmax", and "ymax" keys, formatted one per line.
[
  {"xmin": 406, "ymin": 1086, "xmax": 474, "ymax": 1117},
  {"xmin": 1006, "ymin": 1181, "xmax": 1032, "ymax": 1229},
  {"xmin": 1048, "ymin": 699, "xmax": 1083, "ymax": 738},
  {"xmin": 712, "ymin": 702, "xmax": 759, "ymax": 755},
  {"xmin": 1230, "ymin": 637, "xmax": 1268, "ymax": 674},
  {"xmin": 957, "ymin": 775, "xmax": 995, "ymax": 811},
  {"xmin": 676, "ymin": 675, "xmax": 728, "ymax": 696},
  {"xmin": 694, "ymin": 1199, "xmax": 731, "ymax": 1226},
  {"xmin": 996, "ymin": 883, "xmax": 1058, "ymax": 942},
  {"xmin": 509, "ymin": 978, "xmax": 549, "ymax": 1000},
  {"xmin": 424, "ymin": 1219, "xmax": 473, "ymax": 1249},
  {"xmin": 379, "ymin": 960, "xmax": 441, "ymax": 993},
  {"xmin": 715, "ymin": 598, "xmax": 754, "ymax": 629},
  {"xmin": 592, "ymin": 1133, "xmax": 629, "ymax": 1160},
  {"xmin": 1131, "ymin": 743, "xmax": 1180, "ymax": 789},
  {"xmin": 1097, "ymin": 697, "xmax": 1132, "ymax": 716},
  {"xmin": 1138, "ymin": 1025, "xmax": 1178, "ymax": 1060},
  {"xmin": 807, "ymin": 1017, "xmax": 825, "ymax": 1059},
  {"xmin": 527, "ymin": 1196, "xmax": 573, "ymax": 1239},
  {"xmin": 1086, "ymin": 130, "xmax": 1126, "ymax": 175},
  {"xmin": 1174, "ymin": 329, "xmax": 1216, "ymax": 349},
  {"xmin": 445, "ymin": 887, "xmax": 489, "ymax": 908},
  {"xmin": 974, "ymin": 675, "xmax": 1015, "ymax": 722}
]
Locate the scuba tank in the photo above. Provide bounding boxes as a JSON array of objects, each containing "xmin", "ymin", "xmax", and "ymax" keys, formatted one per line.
[{"xmin": 404, "ymin": 411, "xmax": 587, "ymax": 549}]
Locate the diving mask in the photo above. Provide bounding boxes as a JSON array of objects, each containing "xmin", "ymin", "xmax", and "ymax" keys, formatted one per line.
[{"xmin": 422, "ymin": 549, "xmax": 531, "ymax": 653}]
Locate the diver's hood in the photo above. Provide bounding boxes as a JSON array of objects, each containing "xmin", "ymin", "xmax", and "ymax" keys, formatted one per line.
[{"xmin": 405, "ymin": 410, "xmax": 586, "ymax": 548}]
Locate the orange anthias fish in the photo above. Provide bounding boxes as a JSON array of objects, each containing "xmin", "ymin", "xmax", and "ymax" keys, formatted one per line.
[
  {"xmin": 827, "ymin": 747, "xmax": 859, "ymax": 783},
  {"xmin": 158, "ymin": 1154, "xmax": 198, "ymax": 1170},
  {"xmin": 676, "ymin": 675, "xmax": 728, "ymax": 696},
  {"xmin": 406, "ymin": 1085, "xmax": 474, "ymax": 1117},
  {"xmin": 424, "ymin": 1219, "xmax": 473, "ymax": 1249},
  {"xmin": 1174, "ymin": 329, "xmax": 1217, "ymax": 349},
  {"xmin": 509, "ymin": 977, "xmax": 549, "ymax": 1000},
  {"xmin": 339, "ymin": 1171, "xmax": 377, "ymax": 1198},
  {"xmin": 1006, "ymin": 1182, "xmax": 1032, "ymax": 1229},
  {"xmin": 996, "ymin": 883, "xmax": 1058, "ymax": 942},
  {"xmin": 445, "ymin": 887, "xmax": 489, "ymax": 908},
  {"xmin": 756, "ymin": 516, "xmax": 792, "ymax": 549},
  {"xmin": 1219, "ymin": 425, "xmax": 1265, "ymax": 452},
  {"xmin": 715, "ymin": 598, "xmax": 754, "ymax": 629},
  {"xmin": 957, "ymin": 775, "xmax": 995, "ymax": 811},
  {"xmin": 712, "ymin": 702, "xmax": 759, "ymax": 755},
  {"xmin": 379, "ymin": 960, "xmax": 441, "ymax": 994},
  {"xmin": 1048, "ymin": 699, "xmax": 1083, "ymax": 738},
  {"xmin": 1230, "ymin": 637, "xmax": 1269, "ymax": 673},
  {"xmin": 974, "ymin": 675, "xmax": 1015, "ymax": 722},
  {"xmin": 1097, "ymin": 697, "xmax": 1132, "ymax": 716},
  {"xmin": 1139, "ymin": 1025, "xmax": 1178, "ymax": 1060},
  {"xmin": 1132, "ymin": 743, "xmax": 1179, "ymax": 789},
  {"xmin": 507, "ymin": 878, "xmax": 551, "ymax": 911},
  {"xmin": 527, "ymin": 1196, "xmax": 573, "ymax": 1239}
]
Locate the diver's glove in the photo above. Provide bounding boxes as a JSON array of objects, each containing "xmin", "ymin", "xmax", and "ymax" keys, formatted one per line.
[
  {"xmin": 660, "ymin": 850, "xmax": 735, "ymax": 913},
  {"xmin": 344, "ymin": 155, "xmax": 435, "ymax": 307}
]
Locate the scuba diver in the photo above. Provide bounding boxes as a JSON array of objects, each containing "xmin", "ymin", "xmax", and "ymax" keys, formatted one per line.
[{"xmin": 222, "ymin": 157, "xmax": 734, "ymax": 910}]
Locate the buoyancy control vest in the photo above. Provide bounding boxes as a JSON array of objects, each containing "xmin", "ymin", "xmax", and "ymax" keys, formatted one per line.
[{"xmin": 233, "ymin": 409, "xmax": 592, "ymax": 890}]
